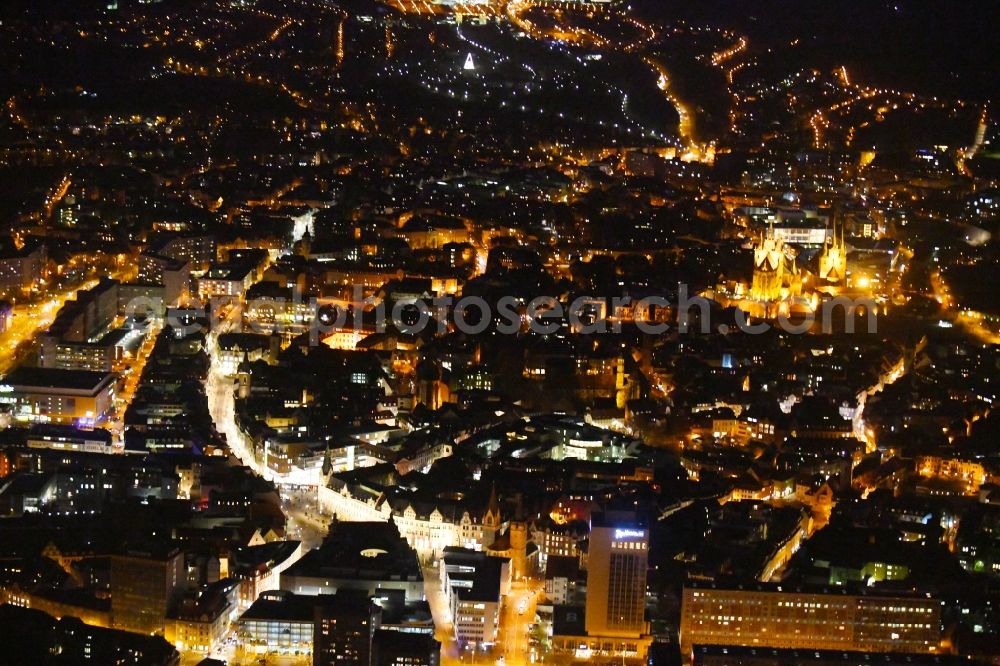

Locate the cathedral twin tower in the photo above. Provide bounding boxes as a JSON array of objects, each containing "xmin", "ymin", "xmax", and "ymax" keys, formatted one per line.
[{"xmin": 748, "ymin": 211, "xmax": 847, "ymax": 315}]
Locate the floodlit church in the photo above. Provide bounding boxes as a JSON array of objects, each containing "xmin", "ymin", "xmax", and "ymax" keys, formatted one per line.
[
  {"xmin": 817, "ymin": 214, "xmax": 848, "ymax": 284},
  {"xmin": 748, "ymin": 223, "xmax": 802, "ymax": 315}
]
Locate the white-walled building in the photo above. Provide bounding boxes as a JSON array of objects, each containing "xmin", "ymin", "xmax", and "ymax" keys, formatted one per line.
[
  {"xmin": 440, "ymin": 547, "xmax": 511, "ymax": 648},
  {"xmin": 318, "ymin": 473, "xmax": 504, "ymax": 559}
]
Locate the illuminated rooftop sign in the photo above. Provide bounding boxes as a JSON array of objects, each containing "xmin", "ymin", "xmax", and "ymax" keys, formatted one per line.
[{"xmin": 614, "ymin": 528, "xmax": 644, "ymax": 540}]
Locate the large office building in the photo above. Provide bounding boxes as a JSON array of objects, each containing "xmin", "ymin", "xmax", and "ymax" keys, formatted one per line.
[
  {"xmin": 118, "ymin": 283, "xmax": 170, "ymax": 318},
  {"xmin": 43, "ymin": 279, "xmax": 119, "ymax": 344},
  {"xmin": 146, "ymin": 233, "xmax": 217, "ymax": 273},
  {"xmin": 551, "ymin": 511, "xmax": 652, "ymax": 662},
  {"xmin": 313, "ymin": 590, "xmax": 381, "ymax": 666},
  {"xmin": 238, "ymin": 590, "xmax": 317, "ymax": 657},
  {"xmin": 440, "ymin": 547, "xmax": 510, "ymax": 648},
  {"xmin": 373, "ymin": 630, "xmax": 441, "ymax": 666},
  {"xmin": 196, "ymin": 262, "xmax": 255, "ymax": 300},
  {"xmin": 281, "ymin": 521, "xmax": 424, "ymax": 602},
  {"xmin": 692, "ymin": 645, "xmax": 969, "ymax": 666},
  {"xmin": 39, "ymin": 329, "xmax": 130, "ymax": 372},
  {"xmin": 585, "ymin": 511, "xmax": 649, "ymax": 637},
  {"xmin": 136, "ymin": 252, "xmax": 190, "ymax": 306},
  {"xmin": 679, "ymin": 582, "xmax": 944, "ymax": 657},
  {"xmin": 39, "ymin": 279, "xmax": 125, "ymax": 371},
  {"xmin": 0, "ymin": 604, "xmax": 180, "ymax": 666},
  {"xmin": 1, "ymin": 367, "xmax": 116, "ymax": 425},
  {"xmin": 237, "ymin": 590, "xmax": 382, "ymax": 662},
  {"xmin": 110, "ymin": 547, "xmax": 185, "ymax": 636},
  {"xmin": 25, "ymin": 423, "xmax": 115, "ymax": 454}
]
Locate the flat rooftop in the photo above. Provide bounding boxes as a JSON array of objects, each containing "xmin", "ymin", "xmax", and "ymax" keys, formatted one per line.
[{"xmin": 2, "ymin": 367, "xmax": 114, "ymax": 392}]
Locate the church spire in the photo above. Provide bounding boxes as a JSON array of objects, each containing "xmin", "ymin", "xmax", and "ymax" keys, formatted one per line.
[
  {"xmin": 818, "ymin": 204, "xmax": 847, "ymax": 283},
  {"xmin": 484, "ymin": 482, "xmax": 500, "ymax": 526}
]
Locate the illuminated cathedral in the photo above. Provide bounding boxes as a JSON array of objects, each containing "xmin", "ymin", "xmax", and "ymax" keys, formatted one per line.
[
  {"xmin": 817, "ymin": 213, "xmax": 847, "ymax": 284},
  {"xmin": 749, "ymin": 223, "xmax": 802, "ymax": 311}
]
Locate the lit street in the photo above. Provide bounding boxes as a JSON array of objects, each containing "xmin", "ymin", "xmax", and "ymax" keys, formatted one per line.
[{"xmin": 0, "ymin": 0, "xmax": 996, "ymax": 664}]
